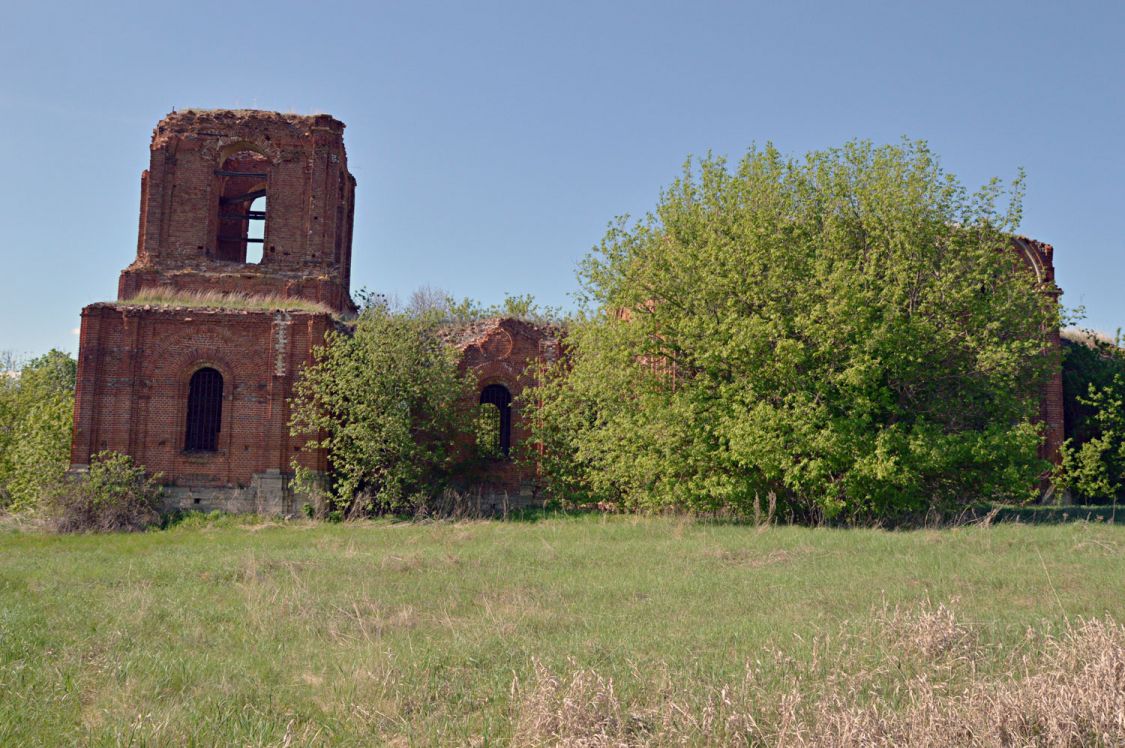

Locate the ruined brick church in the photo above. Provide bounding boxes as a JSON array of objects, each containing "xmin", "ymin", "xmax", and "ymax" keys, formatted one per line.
[
  {"xmin": 69, "ymin": 110, "xmax": 1064, "ymax": 513},
  {"xmin": 70, "ymin": 110, "xmax": 554, "ymax": 513}
]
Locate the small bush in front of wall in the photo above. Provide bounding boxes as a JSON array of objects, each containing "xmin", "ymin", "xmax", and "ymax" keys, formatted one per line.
[
  {"xmin": 46, "ymin": 451, "xmax": 163, "ymax": 533},
  {"xmin": 1057, "ymin": 374, "xmax": 1125, "ymax": 501}
]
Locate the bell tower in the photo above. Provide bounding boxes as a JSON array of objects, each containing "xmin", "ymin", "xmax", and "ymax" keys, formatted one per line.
[
  {"xmin": 71, "ymin": 110, "xmax": 358, "ymax": 514},
  {"xmin": 119, "ymin": 109, "xmax": 356, "ymax": 313}
]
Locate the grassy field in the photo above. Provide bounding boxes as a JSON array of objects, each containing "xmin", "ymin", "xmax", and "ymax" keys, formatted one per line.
[{"xmin": 0, "ymin": 513, "xmax": 1122, "ymax": 745}]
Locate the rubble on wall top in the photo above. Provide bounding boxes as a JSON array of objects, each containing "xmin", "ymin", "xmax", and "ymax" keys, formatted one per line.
[
  {"xmin": 156, "ymin": 109, "xmax": 344, "ymax": 136},
  {"xmin": 1013, "ymin": 234, "xmax": 1054, "ymax": 256},
  {"xmin": 437, "ymin": 317, "xmax": 561, "ymax": 350}
]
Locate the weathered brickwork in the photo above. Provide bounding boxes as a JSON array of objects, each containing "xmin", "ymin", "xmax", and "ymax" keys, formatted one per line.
[
  {"xmin": 1013, "ymin": 236, "xmax": 1066, "ymax": 465},
  {"xmin": 71, "ymin": 110, "xmax": 354, "ymax": 513},
  {"xmin": 444, "ymin": 318, "xmax": 560, "ymax": 507},
  {"xmin": 118, "ymin": 109, "xmax": 357, "ymax": 314}
]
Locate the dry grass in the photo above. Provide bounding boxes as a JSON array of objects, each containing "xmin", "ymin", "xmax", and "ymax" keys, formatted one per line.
[
  {"xmin": 0, "ymin": 508, "xmax": 47, "ymax": 532},
  {"xmin": 511, "ymin": 601, "xmax": 1125, "ymax": 747},
  {"xmin": 1062, "ymin": 327, "xmax": 1122, "ymax": 349},
  {"xmin": 117, "ymin": 289, "xmax": 334, "ymax": 314}
]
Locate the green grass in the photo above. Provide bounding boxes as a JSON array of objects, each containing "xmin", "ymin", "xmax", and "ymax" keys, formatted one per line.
[{"xmin": 0, "ymin": 514, "xmax": 1122, "ymax": 744}]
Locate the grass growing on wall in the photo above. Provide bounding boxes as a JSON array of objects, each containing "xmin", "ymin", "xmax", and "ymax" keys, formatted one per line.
[
  {"xmin": 0, "ymin": 515, "xmax": 1122, "ymax": 744},
  {"xmin": 116, "ymin": 289, "xmax": 335, "ymax": 314}
]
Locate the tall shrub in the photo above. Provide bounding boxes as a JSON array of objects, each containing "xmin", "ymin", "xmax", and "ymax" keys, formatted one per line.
[
  {"xmin": 1055, "ymin": 331, "xmax": 1125, "ymax": 501},
  {"xmin": 289, "ymin": 302, "xmax": 473, "ymax": 514},
  {"xmin": 0, "ymin": 350, "xmax": 76, "ymax": 511},
  {"xmin": 527, "ymin": 141, "xmax": 1057, "ymax": 520}
]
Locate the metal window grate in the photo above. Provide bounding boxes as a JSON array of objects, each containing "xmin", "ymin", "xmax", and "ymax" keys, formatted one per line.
[
  {"xmin": 479, "ymin": 384, "xmax": 512, "ymax": 456},
  {"xmin": 184, "ymin": 368, "xmax": 223, "ymax": 451}
]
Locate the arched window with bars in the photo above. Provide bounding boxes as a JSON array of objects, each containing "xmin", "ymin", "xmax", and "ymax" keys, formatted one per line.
[
  {"xmin": 184, "ymin": 367, "xmax": 223, "ymax": 452},
  {"xmin": 478, "ymin": 383, "xmax": 512, "ymax": 458}
]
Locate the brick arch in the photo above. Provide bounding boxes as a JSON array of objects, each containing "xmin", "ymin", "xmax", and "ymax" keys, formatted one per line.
[
  {"xmin": 1011, "ymin": 236, "xmax": 1058, "ymax": 290},
  {"xmin": 214, "ymin": 139, "xmax": 281, "ymax": 165},
  {"xmin": 470, "ymin": 357, "xmax": 530, "ymax": 386},
  {"xmin": 184, "ymin": 367, "xmax": 225, "ymax": 451},
  {"xmin": 1013, "ymin": 238, "xmax": 1045, "ymax": 284},
  {"xmin": 479, "ymin": 382, "xmax": 514, "ymax": 457},
  {"xmin": 182, "ymin": 357, "xmax": 235, "ymax": 388},
  {"xmin": 474, "ymin": 372, "xmax": 520, "ymax": 418},
  {"xmin": 167, "ymin": 340, "xmax": 237, "ymax": 378},
  {"xmin": 174, "ymin": 355, "xmax": 237, "ymax": 455},
  {"xmin": 474, "ymin": 371, "xmax": 518, "ymax": 392}
]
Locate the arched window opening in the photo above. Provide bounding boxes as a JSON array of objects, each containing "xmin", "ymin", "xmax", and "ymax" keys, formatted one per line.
[
  {"xmin": 479, "ymin": 384, "xmax": 512, "ymax": 458},
  {"xmin": 245, "ymin": 195, "xmax": 266, "ymax": 263},
  {"xmin": 215, "ymin": 149, "xmax": 268, "ymax": 263},
  {"xmin": 184, "ymin": 368, "xmax": 223, "ymax": 452}
]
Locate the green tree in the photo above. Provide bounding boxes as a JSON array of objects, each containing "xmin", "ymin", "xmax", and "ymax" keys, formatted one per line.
[
  {"xmin": 1056, "ymin": 376, "xmax": 1125, "ymax": 500},
  {"xmin": 444, "ymin": 291, "xmax": 566, "ymax": 326},
  {"xmin": 289, "ymin": 302, "xmax": 474, "ymax": 514},
  {"xmin": 526, "ymin": 141, "xmax": 1057, "ymax": 521},
  {"xmin": 1060, "ymin": 330, "xmax": 1125, "ymax": 439},
  {"xmin": 0, "ymin": 350, "xmax": 76, "ymax": 510},
  {"xmin": 1053, "ymin": 329, "xmax": 1124, "ymax": 501}
]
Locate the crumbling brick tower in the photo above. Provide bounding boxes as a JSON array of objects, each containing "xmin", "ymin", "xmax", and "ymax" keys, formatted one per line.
[{"xmin": 70, "ymin": 110, "xmax": 356, "ymax": 513}]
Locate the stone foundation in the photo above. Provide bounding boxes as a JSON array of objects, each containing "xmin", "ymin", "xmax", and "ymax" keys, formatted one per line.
[
  {"xmin": 456, "ymin": 481, "xmax": 545, "ymax": 515},
  {"xmin": 161, "ymin": 470, "xmax": 313, "ymax": 516}
]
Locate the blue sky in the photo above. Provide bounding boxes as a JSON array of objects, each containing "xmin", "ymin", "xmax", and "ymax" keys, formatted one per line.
[{"xmin": 1, "ymin": 0, "xmax": 1122, "ymax": 356}]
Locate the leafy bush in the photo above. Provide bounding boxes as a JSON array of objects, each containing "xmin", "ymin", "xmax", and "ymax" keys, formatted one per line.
[
  {"xmin": 289, "ymin": 301, "xmax": 474, "ymax": 515},
  {"xmin": 1056, "ymin": 332, "xmax": 1125, "ymax": 501},
  {"xmin": 45, "ymin": 451, "xmax": 163, "ymax": 533},
  {"xmin": 0, "ymin": 350, "xmax": 76, "ymax": 511},
  {"xmin": 1061, "ymin": 330, "xmax": 1125, "ymax": 445},
  {"xmin": 525, "ymin": 140, "xmax": 1057, "ymax": 521},
  {"xmin": 1057, "ymin": 375, "xmax": 1125, "ymax": 501}
]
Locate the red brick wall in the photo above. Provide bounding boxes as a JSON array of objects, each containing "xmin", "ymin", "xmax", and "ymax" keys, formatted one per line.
[
  {"xmin": 71, "ymin": 110, "xmax": 355, "ymax": 505},
  {"xmin": 1041, "ymin": 326, "xmax": 1065, "ymax": 464},
  {"xmin": 71, "ymin": 304, "xmax": 330, "ymax": 487},
  {"xmin": 1012, "ymin": 236, "xmax": 1065, "ymax": 464},
  {"xmin": 452, "ymin": 319, "xmax": 560, "ymax": 494}
]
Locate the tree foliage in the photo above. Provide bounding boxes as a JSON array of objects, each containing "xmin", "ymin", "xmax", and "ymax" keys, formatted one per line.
[
  {"xmin": 1056, "ymin": 333, "xmax": 1125, "ymax": 500},
  {"xmin": 0, "ymin": 349, "xmax": 76, "ymax": 511},
  {"xmin": 444, "ymin": 292, "xmax": 566, "ymax": 326},
  {"xmin": 525, "ymin": 140, "xmax": 1057, "ymax": 520},
  {"xmin": 388, "ymin": 284, "xmax": 567, "ymax": 326},
  {"xmin": 289, "ymin": 302, "xmax": 474, "ymax": 514}
]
